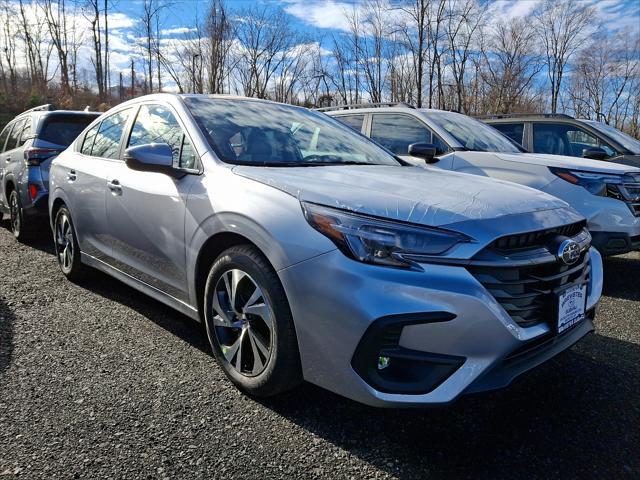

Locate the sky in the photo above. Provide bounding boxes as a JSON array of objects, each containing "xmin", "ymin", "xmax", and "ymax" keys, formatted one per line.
[{"xmin": 5, "ymin": 0, "xmax": 640, "ymax": 88}]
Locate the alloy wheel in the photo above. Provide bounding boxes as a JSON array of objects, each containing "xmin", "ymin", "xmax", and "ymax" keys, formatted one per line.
[
  {"xmin": 55, "ymin": 212, "xmax": 74, "ymax": 272},
  {"xmin": 211, "ymin": 269, "xmax": 274, "ymax": 377}
]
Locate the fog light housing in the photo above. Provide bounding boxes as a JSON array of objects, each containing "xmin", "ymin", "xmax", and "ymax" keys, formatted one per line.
[{"xmin": 351, "ymin": 313, "xmax": 465, "ymax": 395}]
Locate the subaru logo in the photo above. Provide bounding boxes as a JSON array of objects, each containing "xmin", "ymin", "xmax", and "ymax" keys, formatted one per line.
[{"xmin": 558, "ymin": 239, "xmax": 581, "ymax": 265}]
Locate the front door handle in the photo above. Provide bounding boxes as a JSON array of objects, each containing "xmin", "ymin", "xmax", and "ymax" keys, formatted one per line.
[
  {"xmin": 107, "ymin": 179, "xmax": 122, "ymax": 195},
  {"xmin": 67, "ymin": 170, "xmax": 77, "ymax": 182},
  {"xmin": 4, "ymin": 157, "xmax": 12, "ymax": 163}
]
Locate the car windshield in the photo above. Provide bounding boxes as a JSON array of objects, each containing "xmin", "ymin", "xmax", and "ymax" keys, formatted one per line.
[
  {"xmin": 184, "ymin": 97, "xmax": 401, "ymax": 167},
  {"xmin": 423, "ymin": 110, "xmax": 522, "ymax": 153},
  {"xmin": 583, "ymin": 120, "xmax": 640, "ymax": 154}
]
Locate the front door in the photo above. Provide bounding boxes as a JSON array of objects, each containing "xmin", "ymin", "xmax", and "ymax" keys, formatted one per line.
[{"xmin": 105, "ymin": 103, "xmax": 199, "ymax": 302}]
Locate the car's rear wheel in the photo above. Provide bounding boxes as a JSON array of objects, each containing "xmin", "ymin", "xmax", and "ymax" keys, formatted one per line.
[
  {"xmin": 54, "ymin": 205, "xmax": 85, "ymax": 281},
  {"xmin": 9, "ymin": 190, "xmax": 30, "ymax": 242},
  {"xmin": 204, "ymin": 245, "xmax": 302, "ymax": 397}
]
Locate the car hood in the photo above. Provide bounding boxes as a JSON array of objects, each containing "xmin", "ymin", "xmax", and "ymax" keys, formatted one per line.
[
  {"xmin": 488, "ymin": 152, "xmax": 640, "ymax": 174},
  {"xmin": 233, "ymin": 165, "xmax": 569, "ymax": 227}
]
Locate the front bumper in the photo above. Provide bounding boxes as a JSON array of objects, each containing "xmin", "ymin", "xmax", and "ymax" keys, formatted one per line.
[
  {"xmin": 279, "ymin": 247, "xmax": 602, "ymax": 407},
  {"xmin": 591, "ymin": 231, "xmax": 640, "ymax": 256}
]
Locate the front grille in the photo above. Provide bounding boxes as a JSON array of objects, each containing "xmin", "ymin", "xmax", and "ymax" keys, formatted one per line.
[
  {"xmin": 468, "ymin": 252, "xmax": 591, "ymax": 328},
  {"xmin": 492, "ymin": 221, "xmax": 586, "ymax": 252},
  {"xmin": 609, "ymin": 182, "xmax": 640, "ymax": 217}
]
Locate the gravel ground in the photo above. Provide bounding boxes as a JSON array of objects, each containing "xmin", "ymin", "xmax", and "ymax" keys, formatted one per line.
[{"xmin": 0, "ymin": 222, "xmax": 638, "ymax": 479}]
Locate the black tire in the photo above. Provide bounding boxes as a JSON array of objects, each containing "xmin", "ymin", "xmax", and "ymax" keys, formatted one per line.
[
  {"xmin": 8, "ymin": 190, "xmax": 32, "ymax": 242},
  {"xmin": 53, "ymin": 205, "xmax": 86, "ymax": 281},
  {"xmin": 204, "ymin": 245, "xmax": 302, "ymax": 397}
]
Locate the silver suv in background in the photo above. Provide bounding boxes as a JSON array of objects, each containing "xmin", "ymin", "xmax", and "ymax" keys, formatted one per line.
[
  {"xmin": 49, "ymin": 94, "xmax": 602, "ymax": 407},
  {"xmin": 482, "ymin": 113, "xmax": 640, "ymax": 168},
  {"xmin": 326, "ymin": 104, "xmax": 640, "ymax": 256},
  {"xmin": 0, "ymin": 105, "xmax": 100, "ymax": 240}
]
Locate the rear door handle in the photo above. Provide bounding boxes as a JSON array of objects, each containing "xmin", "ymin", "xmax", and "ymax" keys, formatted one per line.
[
  {"xmin": 67, "ymin": 170, "xmax": 77, "ymax": 182},
  {"xmin": 107, "ymin": 179, "xmax": 122, "ymax": 195}
]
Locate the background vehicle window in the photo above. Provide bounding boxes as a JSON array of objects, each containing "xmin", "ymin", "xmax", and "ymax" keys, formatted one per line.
[
  {"xmin": 492, "ymin": 123, "xmax": 524, "ymax": 145},
  {"xmin": 0, "ymin": 124, "xmax": 12, "ymax": 153},
  {"xmin": 128, "ymin": 104, "xmax": 184, "ymax": 163},
  {"xmin": 533, "ymin": 123, "xmax": 615, "ymax": 158},
  {"xmin": 335, "ymin": 115, "xmax": 364, "ymax": 132},
  {"xmin": 92, "ymin": 109, "xmax": 131, "ymax": 159},
  {"xmin": 40, "ymin": 115, "xmax": 98, "ymax": 147},
  {"xmin": 19, "ymin": 120, "xmax": 31, "ymax": 146},
  {"xmin": 370, "ymin": 114, "xmax": 448, "ymax": 155},
  {"xmin": 81, "ymin": 123, "xmax": 100, "ymax": 155},
  {"xmin": 5, "ymin": 119, "xmax": 25, "ymax": 151}
]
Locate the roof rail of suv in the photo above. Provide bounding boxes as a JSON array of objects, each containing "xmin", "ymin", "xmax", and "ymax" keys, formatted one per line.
[
  {"xmin": 315, "ymin": 102, "xmax": 416, "ymax": 112},
  {"xmin": 19, "ymin": 104, "xmax": 57, "ymax": 116},
  {"xmin": 476, "ymin": 113, "xmax": 575, "ymax": 120}
]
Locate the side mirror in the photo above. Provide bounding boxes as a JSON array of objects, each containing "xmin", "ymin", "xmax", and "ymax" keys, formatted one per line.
[
  {"xmin": 582, "ymin": 147, "xmax": 608, "ymax": 161},
  {"xmin": 124, "ymin": 143, "xmax": 178, "ymax": 176},
  {"xmin": 408, "ymin": 142, "xmax": 439, "ymax": 164}
]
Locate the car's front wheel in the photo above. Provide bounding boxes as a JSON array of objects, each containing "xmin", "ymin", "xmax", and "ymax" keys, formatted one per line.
[
  {"xmin": 53, "ymin": 205, "xmax": 86, "ymax": 281},
  {"xmin": 204, "ymin": 245, "xmax": 302, "ymax": 397}
]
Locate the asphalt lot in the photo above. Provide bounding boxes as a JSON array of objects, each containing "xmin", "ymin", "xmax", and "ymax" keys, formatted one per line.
[{"xmin": 0, "ymin": 223, "xmax": 638, "ymax": 479}]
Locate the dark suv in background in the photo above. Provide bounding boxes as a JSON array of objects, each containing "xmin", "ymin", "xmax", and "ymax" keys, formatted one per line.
[
  {"xmin": 0, "ymin": 105, "xmax": 100, "ymax": 240},
  {"xmin": 483, "ymin": 113, "xmax": 640, "ymax": 168}
]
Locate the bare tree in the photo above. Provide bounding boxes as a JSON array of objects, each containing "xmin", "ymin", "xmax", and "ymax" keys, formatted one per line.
[
  {"xmin": 480, "ymin": 17, "xmax": 543, "ymax": 113},
  {"xmin": 534, "ymin": 0, "xmax": 595, "ymax": 113},
  {"xmin": 204, "ymin": 0, "xmax": 232, "ymax": 94},
  {"xmin": 41, "ymin": 0, "xmax": 72, "ymax": 96}
]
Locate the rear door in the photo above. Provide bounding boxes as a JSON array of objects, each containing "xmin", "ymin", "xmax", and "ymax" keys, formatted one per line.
[
  {"xmin": 105, "ymin": 103, "xmax": 199, "ymax": 302},
  {"xmin": 2, "ymin": 118, "xmax": 27, "ymax": 201},
  {"xmin": 66, "ymin": 109, "xmax": 132, "ymax": 262}
]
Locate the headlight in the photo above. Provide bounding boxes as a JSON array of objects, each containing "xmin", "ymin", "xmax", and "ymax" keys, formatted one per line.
[
  {"xmin": 302, "ymin": 202, "xmax": 471, "ymax": 268},
  {"xmin": 549, "ymin": 167, "xmax": 638, "ymax": 197}
]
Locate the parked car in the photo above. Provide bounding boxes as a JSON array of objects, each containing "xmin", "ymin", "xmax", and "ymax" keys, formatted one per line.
[
  {"xmin": 49, "ymin": 94, "xmax": 602, "ymax": 407},
  {"xmin": 482, "ymin": 113, "xmax": 640, "ymax": 168},
  {"xmin": 325, "ymin": 104, "xmax": 640, "ymax": 256},
  {"xmin": 0, "ymin": 105, "xmax": 100, "ymax": 240}
]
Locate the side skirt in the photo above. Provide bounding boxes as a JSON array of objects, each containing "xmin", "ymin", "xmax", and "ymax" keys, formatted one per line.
[{"xmin": 81, "ymin": 252, "xmax": 201, "ymax": 322}]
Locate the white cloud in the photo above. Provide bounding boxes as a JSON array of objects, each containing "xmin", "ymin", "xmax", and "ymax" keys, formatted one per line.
[
  {"xmin": 283, "ymin": 1, "xmax": 355, "ymax": 32},
  {"xmin": 160, "ymin": 26, "xmax": 197, "ymax": 36}
]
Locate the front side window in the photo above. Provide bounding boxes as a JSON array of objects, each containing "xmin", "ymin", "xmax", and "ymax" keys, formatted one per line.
[
  {"xmin": 91, "ymin": 109, "xmax": 131, "ymax": 159},
  {"xmin": 184, "ymin": 97, "xmax": 400, "ymax": 167},
  {"xmin": 533, "ymin": 123, "xmax": 616, "ymax": 158},
  {"xmin": 128, "ymin": 104, "xmax": 185, "ymax": 164},
  {"xmin": 492, "ymin": 123, "xmax": 524, "ymax": 146},
  {"xmin": 423, "ymin": 110, "xmax": 522, "ymax": 154},
  {"xmin": 335, "ymin": 114, "xmax": 365, "ymax": 132},
  {"xmin": 370, "ymin": 113, "xmax": 449, "ymax": 156},
  {"xmin": 0, "ymin": 124, "xmax": 12, "ymax": 153},
  {"xmin": 5, "ymin": 119, "xmax": 25, "ymax": 151}
]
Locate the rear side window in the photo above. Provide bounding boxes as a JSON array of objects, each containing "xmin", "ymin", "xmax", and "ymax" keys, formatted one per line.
[
  {"xmin": 90, "ymin": 109, "xmax": 132, "ymax": 159},
  {"xmin": 5, "ymin": 119, "xmax": 25, "ymax": 151},
  {"xmin": 492, "ymin": 123, "xmax": 524, "ymax": 145},
  {"xmin": 39, "ymin": 115, "xmax": 98, "ymax": 147},
  {"xmin": 81, "ymin": 123, "xmax": 100, "ymax": 155},
  {"xmin": 0, "ymin": 124, "xmax": 12, "ymax": 153},
  {"xmin": 19, "ymin": 120, "xmax": 31, "ymax": 145},
  {"xmin": 370, "ymin": 114, "xmax": 448, "ymax": 155},
  {"xmin": 335, "ymin": 115, "xmax": 364, "ymax": 132}
]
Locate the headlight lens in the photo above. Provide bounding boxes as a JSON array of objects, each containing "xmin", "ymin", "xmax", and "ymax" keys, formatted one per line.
[
  {"xmin": 549, "ymin": 167, "xmax": 636, "ymax": 197},
  {"xmin": 302, "ymin": 202, "xmax": 470, "ymax": 267}
]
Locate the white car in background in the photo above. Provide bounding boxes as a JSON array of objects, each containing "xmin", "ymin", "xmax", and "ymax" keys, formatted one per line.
[{"xmin": 325, "ymin": 104, "xmax": 640, "ymax": 256}]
